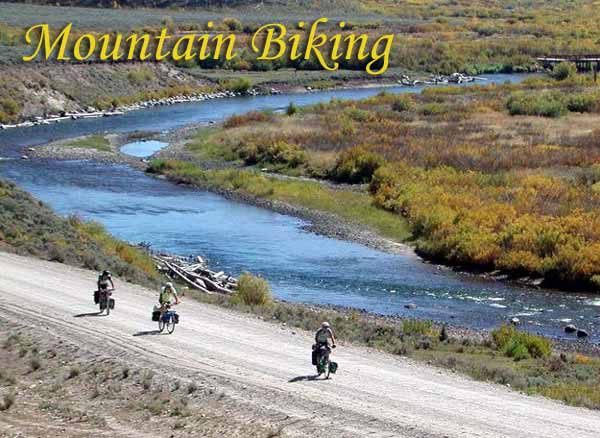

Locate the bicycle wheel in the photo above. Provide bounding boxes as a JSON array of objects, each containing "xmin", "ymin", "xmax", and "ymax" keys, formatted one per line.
[
  {"xmin": 158, "ymin": 318, "xmax": 165, "ymax": 333},
  {"xmin": 166, "ymin": 317, "xmax": 176, "ymax": 334}
]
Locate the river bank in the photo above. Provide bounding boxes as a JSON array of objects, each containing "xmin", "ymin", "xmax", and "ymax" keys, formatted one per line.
[
  {"xmin": 23, "ymin": 127, "xmax": 412, "ymax": 255},
  {"xmin": 21, "ymin": 116, "xmax": 593, "ymax": 295},
  {"xmin": 0, "ymin": 58, "xmax": 490, "ymax": 129}
]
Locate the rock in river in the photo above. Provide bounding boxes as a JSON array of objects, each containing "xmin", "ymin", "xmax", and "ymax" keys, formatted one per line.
[
  {"xmin": 404, "ymin": 303, "xmax": 417, "ymax": 310},
  {"xmin": 577, "ymin": 329, "xmax": 589, "ymax": 339},
  {"xmin": 564, "ymin": 324, "xmax": 577, "ymax": 334}
]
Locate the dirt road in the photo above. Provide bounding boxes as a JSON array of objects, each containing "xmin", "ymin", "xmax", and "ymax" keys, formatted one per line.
[{"xmin": 0, "ymin": 252, "xmax": 598, "ymax": 437}]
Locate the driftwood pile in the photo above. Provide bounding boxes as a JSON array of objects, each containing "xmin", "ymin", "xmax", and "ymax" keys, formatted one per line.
[{"xmin": 152, "ymin": 252, "xmax": 238, "ymax": 295}]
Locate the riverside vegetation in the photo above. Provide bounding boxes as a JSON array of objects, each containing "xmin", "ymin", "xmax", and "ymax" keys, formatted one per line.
[{"xmin": 149, "ymin": 70, "xmax": 600, "ymax": 291}]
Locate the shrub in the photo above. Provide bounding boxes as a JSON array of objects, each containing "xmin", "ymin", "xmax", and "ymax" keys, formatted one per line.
[
  {"xmin": 286, "ymin": 102, "xmax": 298, "ymax": 116},
  {"xmin": 439, "ymin": 324, "xmax": 448, "ymax": 342},
  {"xmin": 187, "ymin": 382, "xmax": 198, "ymax": 394},
  {"xmin": 0, "ymin": 98, "xmax": 19, "ymax": 116},
  {"xmin": 345, "ymin": 107, "xmax": 373, "ymax": 122},
  {"xmin": 238, "ymin": 141, "xmax": 306, "ymax": 169},
  {"xmin": 0, "ymin": 392, "xmax": 15, "ymax": 411},
  {"xmin": 402, "ymin": 319, "xmax": 433, "ymax": 336},
  {"xmin": 491, "ymin": 325, "xmax": 551, "ymax": 360},
  {"xmin": 507, "ymin": 92, "xmax": 567, "ymax": 117},
  {"xmin": 220, "ymin": 77, "xmax": 252, "ymax": 94},
  {"xmin": 127, "ymin": 67, "xmax": 154, "ymax": 85},
  {"xmin": 565, "ymin": 93, "xmax": 598, "ymax": 113},
  {"xmin": 552, "ymin": 62, "xmax": 577, "ymax": 81},
  {"xmin": 330, "ymin": 146, "xmax": 385, "ymax": 184},
  {"xmin": 391, "ymin": 95, "xmax": 413, "ymax": 112},
  {"xmin": 0, "ymin": 98, "xmax": 20, "ymax": 122},
  {"xmin": 67, "ymin": 367, "xmax": 80, "ymax": 379},
  {"xmin": 223, "ymin": 111, "xmax": 274, "ymax": 128},
  {"xmin": 29, "ymin": 355, "xmax": 41, "ymax": 371},
  {"xmin": 222, "ymin": 17, "xmax": 243, "ymax": 32},
  {"xmin": 418, "ymin": 102, "xmax": 450, "ymax": 116},
  {"xmin": 231, "ymin": 272, "xmax": 272, "ymax": 306},
  {"xmin": 141, "ymin": 370, "xmax": 154, "ymax": 391}
]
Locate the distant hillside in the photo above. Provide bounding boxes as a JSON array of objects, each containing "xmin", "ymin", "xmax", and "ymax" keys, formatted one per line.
[{"xmin": 5, "ymin": 0, "xmax": 266, "ymax": 7}]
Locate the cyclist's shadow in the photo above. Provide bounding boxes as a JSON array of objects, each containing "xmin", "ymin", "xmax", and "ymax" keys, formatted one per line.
[
  {"xmin": 132, "ymin": 330, "xmax": 162, "ymax": 337},
  {"xmin": 288, "ymin": 374, "xmax": 321, "ymax": 382},
  {"xmin": 74, "ymin": 312, "xmax": 105, "ymax": 318}
]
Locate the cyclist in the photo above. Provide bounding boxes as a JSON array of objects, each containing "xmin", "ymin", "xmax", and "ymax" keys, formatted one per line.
[
  {"xmin": 314, "ymin": 322, "xmax": 336, "ymax": 372},
  {"xmin": 97, "ymin": 270, "xmax": 114, "ymax": 292},
  {"xmin": 159, "ymin": 282, "xmax": 180, "ymax": 316}
]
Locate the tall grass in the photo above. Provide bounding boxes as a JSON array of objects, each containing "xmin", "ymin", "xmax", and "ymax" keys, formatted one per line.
[{"xmin": 63, "ymin": 135, "xmax": 111, "ymax": 152}]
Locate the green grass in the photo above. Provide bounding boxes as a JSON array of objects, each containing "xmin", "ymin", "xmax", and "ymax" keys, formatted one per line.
[
  {"xmin": 147, "ymin": 159, "xmax": 411, "ymax": 242},
  {"xmin": 185, "ymin": 128, "xmax": 237, "ymax": 161},
  {"xmin": 63, "ymin": 135, "xmax": 111, "ymax": 152}
]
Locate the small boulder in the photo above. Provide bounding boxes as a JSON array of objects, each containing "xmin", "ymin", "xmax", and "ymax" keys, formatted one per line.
[
  {"xmin": 404, "ymin": 303, "xmax": 417, "ymax": 310},
  {"xmin": 564, "ymin": 324, "xmax": 577, "ymax": 334},
  {"xmin": 21, "ymin": 155, "xmax": 29, "ymax": 160},
  {"xmin": 509, "ymin": 317, "xmax": 520, "ymax": 325},
  {"xmin": 576, "ymin": 329, "xmax": 589, "ymax": 339}
]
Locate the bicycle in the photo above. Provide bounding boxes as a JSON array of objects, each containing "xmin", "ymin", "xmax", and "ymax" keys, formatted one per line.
[
  {"xmin": 95, "ymin": 288, "xmax": 115, "ymax": 315},
  {"xmin": 314, "ymin": 343, "xmax": 337, "ymax": 379},
  {"xmin": 158, "ymin": 304, "xmax": 179, "ymax": 334}
]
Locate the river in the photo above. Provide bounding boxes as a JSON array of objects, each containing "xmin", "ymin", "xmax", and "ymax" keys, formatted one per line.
[{"xmin": 1, "ymin": 74, "xmax": 598, "ymax": 341}]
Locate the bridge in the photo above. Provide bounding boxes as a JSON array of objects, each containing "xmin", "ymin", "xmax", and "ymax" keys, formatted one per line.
[{"xmin": 537, "ymin": 55, "xmax": 600, "ymax": 71}]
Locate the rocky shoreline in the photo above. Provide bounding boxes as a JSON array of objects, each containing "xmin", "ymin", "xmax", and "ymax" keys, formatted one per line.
[
  {"xmin": 283, "ymin": 300, "xmax": 600, "ymax": 357},
  {"xmin": 0, "ymin": 88, "xmax": 277, "ymax": 130},
  {"xmin": 1, "ymin": 71, "xmax": 490, "ymax": 131}
]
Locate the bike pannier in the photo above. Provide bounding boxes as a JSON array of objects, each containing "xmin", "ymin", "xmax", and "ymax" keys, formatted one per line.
[
  {"xmin": 330, "ymin": 361, "xmax": 338, "ymax": 374},
  {"xmin": 311, "ymin": 345, "xmax": 317, "ymax": 365},
  {"xmin": 173, "ymin": 314, "xmax": 180, "ymax": 324},
  {"xmin": 109, "ymin": 298, "xmax": 115, "ymax": 310},
  {"xmin": 93, "ymin": 290, "xmax": 99, "ymax": 304},
  {"xmin": 152, "ymin": 310, "xmax": 160, "ymax": 322}
]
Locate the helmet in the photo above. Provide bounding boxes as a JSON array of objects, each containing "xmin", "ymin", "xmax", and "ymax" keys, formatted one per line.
[
  {"xmin": 165, "ymin": 282, "xmax": 174, "ymax": 288},
  {"xmin": 102, "ymin": 270, "xmax": 111, "ymax": 276},
  {"xmin": 321, "ymin": 322, "xmax": 330, "ymax": 328}
]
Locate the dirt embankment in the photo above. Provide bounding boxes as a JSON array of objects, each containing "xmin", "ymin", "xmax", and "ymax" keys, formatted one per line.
[
  {"xmin": 0, "ymin": 62, "xmax": 212, "ymax": 123},
  {"xmin": 1, "ymin": 251, "xmax": 600, "ymax": 438}
]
